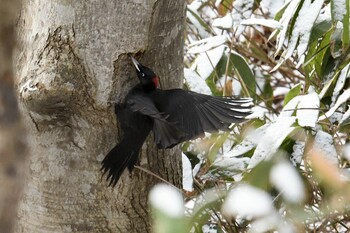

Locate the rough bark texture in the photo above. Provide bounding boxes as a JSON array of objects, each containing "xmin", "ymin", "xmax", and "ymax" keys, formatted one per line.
[
  {"xmin": 14, "ymin": 1, "xmax": 185, "ymax": 232},
  {"xmin": 0, "ymin": 1, "xmax": 28, "ymax": 233}
]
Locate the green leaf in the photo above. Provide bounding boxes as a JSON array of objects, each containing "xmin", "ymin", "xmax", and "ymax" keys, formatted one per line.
[
  {"xmin": 304, "ymin": 26, "xmax": 333, "ymax": 81},
  {"xmin": 191, "ymin": 189, "xmax": 226, "ymax": 231},
  {"xmin": 284, "ymin": 83, "xmax": 302, "ymax": 106},
  {"xmin": 243, "ymin": 160, "xmax": 273, "ymax": 190},
  {"xmin": 309, "ymin": 20, "xmax": 332, "ymax": 43},
  {"xmin": 342, "ymin": 0, "xmax": 350, "ymax": 50},
  {"xmin": 314, "ymin": 29, "xmax": 333, "ymax": 79},
  {"xmin": 204, "ymin": 53, "xmax": 228, "ymax": 96},
  {"xmin": 217, "ymin": 0, "xmax": 234, "ymax": 15},
  {"xmin": 331, "ymin": 0, "xmax": 350, "ymax": 52},
  {"xmin": 330, "ymin": 25, "xmax": 343, "ymax": 58},
  {"xmin": 187, "ymin": 8, "xmax": 213, "ymax": 35},
  {"xmin": 321, "ymin": 47, "xmax": 337, "ymax": 79},
  {"xmin": 274, "ymin": 1, "xmax": 290, "ymax": 21},
  {"xmin": 230, "ymin": 52, "xmax": 256, "ymax": 99},
  {"xmin": 152, "ymin": 209, "xmax": 189, "ymax": 233},
  {"xmin": 207, "ymin": 133, "xmax": 230, "ymax": 164},
  {"xmin": 262, "ymin": 76, "xmax": 274, "ymax": 108}
]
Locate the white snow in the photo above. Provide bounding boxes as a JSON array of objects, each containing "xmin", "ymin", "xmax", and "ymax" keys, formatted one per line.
[
  {"xmin": 231, "ymin": 0, "xmax": 255, "ymax": 36},
  {"xmin": 202, "ymin": 224, "xmax": 219, "ymax": 233},
  {"xmin": 187, "ymin": 35, "xmax": 228, "ymax": 54},
  {"xmin": 291, "ymin": 141, "xmax": 305, "ymax": 165},
  {"xmin": 212, "ymin": 14, "xmax": 233, "ymax": 29},
  {"xmin": 191, "ymin": 45, "xmax": 225, "ymax": 79},
  {"xmin": 270, "ymin": 160, "xmax": 305, "ymax": 203},
  {"xmin": 228, "ymin": 124, "xmax": 270, "ymax": 158},
  {"xmin": 149, "ymin": 184, "xmax": 184, "ymax": 217},
  {"xmin": 184, "ymin": 68, "xmax": 212, "ymax": 95},
  {"xmin": 343, "ymin": 143, "xmax": 350, "ymax": 162},
  {"xmin": 246, "ymin": 105, "xmax": 268, "ymax": 120},
  {"xmin": 260, "ymin": 0, "xmax": 287, "ymax": 17},
  {"xmin": 285, "ymin": 0, "xmax": 324, "ymax": 61},
  {"xmin": 187, "ymin": 0, "xmax": 211, "ymax": 38},
  {"xmin": 296, "ymin": 92, "xmax": 320, "ymax": 127},
  {"xmin": 213, "ymin": 156, "xmax": 250, "ymax": 172},
  {"xmin": 248, "ymin": 117, "xmax": 296, "ymax": 169},
  {"xmin": 275, "ymin": 0, "xmax": 302, "ymax": 56},
  {"xmin": 331, "ymin": 64, "xmax": 349, "ymax": 104},
  {"xmin": 280, "ymin": 95, "xmax": 302, "ymax": 117},
  {"xmin": 312, "ymin": 130, "xmax": 339, "ymax": 165},
  {"xmin": 182, "ymin": 153, "xmax": 194, "ymax": 192},
  {"xmin": 332, "ymin": 0, "xmax": 347, "ymax": 22},
  {"xmin": 216, "ymin": 76, "xmax": 243, "ymax": 95},
  {"xmin": 222, "ymin": 184, "xmax": 274, "ymax": 218},
  {"xmin": 277, "ymin": 0, "xmax": 325, "ymax": 68},
  {"xmin": 274, "ymin": 86, "xmax": 290, "ymax": 97},
  {"xmin": 316, "ymin": 3, "xmax": 331, "ymax": 23},
  {"xmin": 319, "ymin": 88, "xmax": 350, "ymax": 120},
  {"xmin": 340, "ymin": 105, "xmax": 350, "ymax": 124},
  {"xmin": 250, "ymin": 213, "xmax": 293, "ymax": 233},
  {"xmin": 241, "ymin": 18, "xmax": 283, "ymax": 29}
]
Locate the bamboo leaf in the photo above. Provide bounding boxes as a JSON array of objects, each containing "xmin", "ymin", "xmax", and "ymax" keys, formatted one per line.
[{"xmin": 230, "ymin": 52, "xmax": 256, "ymax": 99}]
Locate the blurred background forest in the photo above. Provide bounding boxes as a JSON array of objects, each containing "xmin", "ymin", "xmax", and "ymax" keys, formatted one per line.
[{"xmin": 150, "ymin": 0, "xmax": 350, "ymax": 232}]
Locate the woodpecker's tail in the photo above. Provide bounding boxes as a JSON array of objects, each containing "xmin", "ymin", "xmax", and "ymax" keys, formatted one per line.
[{"xmin": 101, "ymin": 135, "xmax": 144, "ymax": 187}]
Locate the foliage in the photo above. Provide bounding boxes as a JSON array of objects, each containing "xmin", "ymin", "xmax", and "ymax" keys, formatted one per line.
[{"xmin": 150, "ymin": 0, "xmax": 350, "ymax": 232}]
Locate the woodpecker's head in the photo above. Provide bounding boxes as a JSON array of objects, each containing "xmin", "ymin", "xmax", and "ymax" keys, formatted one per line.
[{"xmin": 131, "ymin": 56, "xmax": 159, "ymax": 91}]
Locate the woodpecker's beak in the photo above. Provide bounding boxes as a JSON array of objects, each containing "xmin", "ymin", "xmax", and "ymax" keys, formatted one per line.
[{"xmin": 130, "ymin": 56, "xmax": 141, "ymax": 72}]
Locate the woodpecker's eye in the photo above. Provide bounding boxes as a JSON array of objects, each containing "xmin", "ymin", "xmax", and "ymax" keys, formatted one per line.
[{"xmin": 142, "ymin": 73, "xmax": 145, "ymax": 77}]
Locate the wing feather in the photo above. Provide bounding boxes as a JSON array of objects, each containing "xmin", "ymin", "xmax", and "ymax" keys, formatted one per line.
[
  {"xmin": 149, "ymin": 89, "xmax": 253, "ymax": 148},
  {"xmin": 126, "ymin": 88, "xmax": 253, "ymax": 149},
  {"xmin": 126, "ymin": 90, "xmax": 186, "ymax": 148}
]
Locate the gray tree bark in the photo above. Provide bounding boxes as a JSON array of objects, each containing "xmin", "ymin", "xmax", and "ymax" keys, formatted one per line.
[{"xmin": 14, "ymin": 1, "xmax": 185, "ymax": 232}]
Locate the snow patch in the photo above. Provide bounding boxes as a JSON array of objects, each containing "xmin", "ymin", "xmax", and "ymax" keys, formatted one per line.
[
  {"xmin": 340, "ymin": 105, "xmax": 350, "ymax": 124},
  {"xmin": 280, "ymin": 95, "xmax": 302, "ymax": 117},
  {"xmin": 187, "ymin": 35, "xmax": 228, "ymax": 54},
  {"xmin": 261, "ymin": 0, "xmax": 287, "ymax": 17},
  {"xmin": 291, "ymin": 141, "xmax": 305, "ymax": 165},
  {"xmin": 285, "ymin": 0, "xmax": 324, "ymax": 62},
  {"xmin": 213, "ymin": 156, "xmax": 250, "ymax": 172},
  {"xmin": 182, "ymin": 153, "xmax": 194, "ymax": 192},
  {"xmin": 232, "ymin": 0, "xmax": 255, "ymax": 36},
  {"xmin": 246, "ymin": 105, "xmax": 268, "ymax": 119},
  {"xmin": 313, "ymin": 131, "xmax": 338, "ymax": 165},
  {"xmin": 331, "ymin": 64, "xmax": 349, "ymax": 104},
  {"xmin": 241, "ymin": 18, "xmax": 283, "ymax": 29},
  {"xmin": 222, "ymin": 184, "xmax": 273, "ymax": 218},
  {"xmin": 202, "ymin": 224, "xmax": 219, "ymax": 233},
  {"xmin": 187, "ymin": 0, "xmax": 211, "ymax": 38},
  {"xmin": 332, "ymin": 0, "xmax": 347, "ymax": 22},
  {"xmin": 343, "ymin": 143, "xmax": 350, "ymax": 162},
  {"xmin": 191, "ymin": 45, "xmax": 225, "ymax": 79},
  {"xmin": 212, "ymin": 14, "xmax": 233, "ymax": 29},
  {"xmin": 319, "ymin": 88, "xmax": 350, "ymax": 120},
  {"xmin": 248, "ymin": 117, "xmax": 296, "ymax": 169},
  {"xmin": 270, "ymin": 160, "xmax": 305, "ymax": 203},
  {"xmin": 184, "ymin": 68, "xmax": 212, "ymax": 95},
  {"xmin": 149, "ymin": 184, "xmax": 184, "ymax": 217},
  {"xmin": 296, "ymin": 92, "xmax": 320, "ymax": 127}
]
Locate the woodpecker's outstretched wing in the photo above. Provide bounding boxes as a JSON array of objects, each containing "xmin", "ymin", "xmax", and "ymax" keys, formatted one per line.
[
  {"xmin": 128, "ymin": 88, "xmax": 253, "ymax": 149},
  {"xmin": 149, "ymin": 89, "xmax": 253, "ymax": 148}
]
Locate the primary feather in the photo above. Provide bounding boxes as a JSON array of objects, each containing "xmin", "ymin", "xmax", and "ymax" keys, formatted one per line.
[{"xmin": 102, "ymin": 57, "xmax": 253, "ymax": 187}]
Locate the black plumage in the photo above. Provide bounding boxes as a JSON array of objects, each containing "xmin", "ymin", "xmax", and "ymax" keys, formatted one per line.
[{"xmin": 101, "ymin": 57, "xmax": 253, "ymax": 187}]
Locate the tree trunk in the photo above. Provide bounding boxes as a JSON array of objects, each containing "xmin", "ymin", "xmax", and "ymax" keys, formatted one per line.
[
  {"xmin": 14, "ymin": 1, "xmax": 185, "ymax": 232},
  {"xmin": 0, "ymin": 1, "xmax": 28, "ymax": 233}
]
